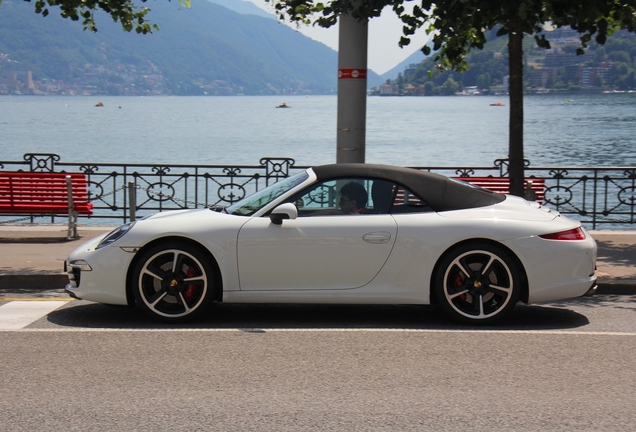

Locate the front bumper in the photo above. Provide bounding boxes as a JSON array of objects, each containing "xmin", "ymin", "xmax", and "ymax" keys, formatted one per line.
[{"xmin": 64, "ymin": 235, "xmax": 134, "ymax": 306}]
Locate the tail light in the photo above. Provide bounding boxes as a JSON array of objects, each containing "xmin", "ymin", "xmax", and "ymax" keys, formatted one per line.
[{"xmin": 539, "ymin": 227, "xmax": 586, "ymax": 241}]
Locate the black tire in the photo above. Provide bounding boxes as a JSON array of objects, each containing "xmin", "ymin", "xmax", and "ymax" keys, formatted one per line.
[
  {"xmin": 434, "ymin": 243, "xmax": 521, "ymax": 325},
  {"xmin": 132, "ymin": 242, "xmax": 216, "ymax": 323}
]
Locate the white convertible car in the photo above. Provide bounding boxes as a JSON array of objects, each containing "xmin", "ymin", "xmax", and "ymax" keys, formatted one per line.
[{"xmin": 66, "ymin": 164, "xmax": 597, "ymax": 325}]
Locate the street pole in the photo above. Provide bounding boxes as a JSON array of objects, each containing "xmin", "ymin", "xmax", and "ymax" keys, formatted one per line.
[{"xmin": 336, "ymin": 7, "xmax": 368, "ymax": 164}]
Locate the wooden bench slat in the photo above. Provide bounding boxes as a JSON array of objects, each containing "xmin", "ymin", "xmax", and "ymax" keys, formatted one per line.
[{"xmin": 456, "ymin": 177, "xmax": 545, "ymax": 203}]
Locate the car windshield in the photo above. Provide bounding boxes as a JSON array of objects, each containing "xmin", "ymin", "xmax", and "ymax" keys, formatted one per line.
[{"xmin": 226, "ymin": 170, "xmax": 309, "ymax": 216}]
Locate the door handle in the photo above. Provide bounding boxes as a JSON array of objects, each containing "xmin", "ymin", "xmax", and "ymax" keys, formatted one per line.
[{"xmin": 362, "ymin": 231, "xmax": 392, "ymax": 244}]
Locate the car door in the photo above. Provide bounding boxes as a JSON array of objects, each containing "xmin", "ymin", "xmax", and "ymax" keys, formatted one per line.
[{"xmin": 236, "ymin": 214, "xmax": 397, "ymax": 291}]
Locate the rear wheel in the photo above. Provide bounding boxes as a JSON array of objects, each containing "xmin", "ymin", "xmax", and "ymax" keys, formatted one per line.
[
  {"xmin": 132, "ymin": 242, "xmax": 216, "ymax": 322},
  {"xmin": 434, "ymin": 243, "xmax": 521, "ymax": 325}
]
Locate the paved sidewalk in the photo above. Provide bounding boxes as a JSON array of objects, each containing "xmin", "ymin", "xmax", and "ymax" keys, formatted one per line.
[
  {"xmin": 0, "ymin": 225, "xmax": 113, "ymax": 292},
  {"xmin": 0, "ymin": 224, "xmax": 635, "ymax": 294}
]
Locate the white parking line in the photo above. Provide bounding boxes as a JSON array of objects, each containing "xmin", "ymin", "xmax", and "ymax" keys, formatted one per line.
[{"xmin": 0, "ymin": 301, "xmax": 69, "ymax": 329}]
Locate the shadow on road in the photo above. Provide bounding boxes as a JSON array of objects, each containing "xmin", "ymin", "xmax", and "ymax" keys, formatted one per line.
[{"xmin": 46, "ymin": 301, "xmax": 590, "ymax": 331}]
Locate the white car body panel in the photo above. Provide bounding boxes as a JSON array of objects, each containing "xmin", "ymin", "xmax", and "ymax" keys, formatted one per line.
[
  {"xmin": 237, "ymin": 214, "xmax": 397, "ymax": 291},
  {"xmin": 66, "ymin": 209, "xmax": 247, "ymax": 304},
  {"xmin": 65, "ymin": 233, "xmax": 132, "ymax": 305}
]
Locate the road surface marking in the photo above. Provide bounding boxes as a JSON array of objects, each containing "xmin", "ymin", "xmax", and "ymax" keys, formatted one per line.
[
  {"xmin": 0, "ymin": 301, "xmax": 69, "ymax": 329},
  {"xmin": 0, "ymin": 298, "xmax": 71, "ymax": 302}
]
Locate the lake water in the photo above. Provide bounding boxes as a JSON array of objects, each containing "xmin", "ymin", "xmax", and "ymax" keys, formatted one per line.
[{"xmin": 1, "ymin": 93, "xmax": 635, "ymax": 168}]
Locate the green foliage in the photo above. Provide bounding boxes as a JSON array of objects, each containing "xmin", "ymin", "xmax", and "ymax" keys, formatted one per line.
[
  {"xmin": 19, "ymin": 0, "xmax": 195, "ymax": 33},
  {"xmin": 267, "ymin": 0, "xmax": 387, "ymax": 27}
]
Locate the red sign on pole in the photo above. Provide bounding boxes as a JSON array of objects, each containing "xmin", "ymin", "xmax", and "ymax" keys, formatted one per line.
[{"xmin": 338, "ymin": 69, "xmax": 368, "ymax": 79}]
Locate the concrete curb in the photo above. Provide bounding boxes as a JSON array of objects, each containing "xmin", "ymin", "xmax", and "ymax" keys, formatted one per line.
[
  {"xmin": 0, "ymin": 274, "xmax": 69, "ymax": 291},
  {"xmin": 595, "ymin": 281, "xmax": 636, "ymax": 295}
]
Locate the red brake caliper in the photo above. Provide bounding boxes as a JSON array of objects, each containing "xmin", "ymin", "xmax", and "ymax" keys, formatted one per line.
[
  {"xmin": 183, "ymin": 266, "xmax": 198, "ymax": 303},
  {"xmin": 455, "ymin": 273, "xmax": 467, "ymax": 301}
]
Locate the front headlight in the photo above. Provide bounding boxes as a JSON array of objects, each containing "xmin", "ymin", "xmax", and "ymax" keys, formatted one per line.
[
  {"xmin": 68, "ymin": 259, "xmax": 92, "ymax": 271},
  {"xmin": 96, "ymin": 222, "xmax": 135, "ymax": 249}
]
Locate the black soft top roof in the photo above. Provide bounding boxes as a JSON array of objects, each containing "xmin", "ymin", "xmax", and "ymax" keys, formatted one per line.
[{"xmin": 311, "ymin": 164, "xmax": 505, "ymax": 212}]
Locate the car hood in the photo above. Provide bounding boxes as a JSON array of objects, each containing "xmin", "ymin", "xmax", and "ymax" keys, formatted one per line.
[
  {"xmin": 144, "ymin": 208, "xmax": 221, "ymax": 221},
  {"xmin": 138, "ymin": 207, "xmax": 247, "ymax": 229},
  {"xmin": 119, "ymin": 207, "xmax": 246, "ymax": 242},
  {"xmin": 439, "ymin": 195, "xmax": 559, "ymax": 222}
]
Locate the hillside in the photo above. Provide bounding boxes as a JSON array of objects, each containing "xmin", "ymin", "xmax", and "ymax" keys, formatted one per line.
[
  {"xmin": 380, "ymin": 49, "xmax": 428, "ymax": 82},
  {"xmin": 377, "ymin": 28, "xmax": 636, "ymax": 95},
  {"xmin": 0, "ymin": 0, "xmax": 375, "ymax": 95}
]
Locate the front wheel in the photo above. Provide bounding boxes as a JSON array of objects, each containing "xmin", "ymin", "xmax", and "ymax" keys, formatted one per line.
[
  {"xmin": 132, "ymin": 242, "xmax": 216, "ymax": 323},
  {"xmin": 434, "ymin": 243, "xmax": 522, "ymax": 325}
]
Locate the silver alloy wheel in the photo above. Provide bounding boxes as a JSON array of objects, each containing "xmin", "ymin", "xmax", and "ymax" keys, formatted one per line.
[
  {"xmin": 435, "ymin": 244, "xmax": 521, "ymax": 324},
  {"xmin": 133, "ymin": 244, "xmax": 213, "ymax": 322}
]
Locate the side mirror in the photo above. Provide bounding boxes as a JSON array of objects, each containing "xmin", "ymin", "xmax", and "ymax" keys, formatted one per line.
[{"xmin": 269, "ymin": 202, "xmax": 298, "ymax": 225}]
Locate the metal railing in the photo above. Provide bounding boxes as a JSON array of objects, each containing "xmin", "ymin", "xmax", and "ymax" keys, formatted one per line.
[
  {"xmin": 1, "ymin": 153, "xmax": 634, "ymax": 229},
  {"xmin": 412, "ymin": 159, "xmax": 636, "ymax": 229}
]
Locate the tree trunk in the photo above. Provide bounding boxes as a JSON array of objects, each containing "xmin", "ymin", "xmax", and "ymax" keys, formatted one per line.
[{"xmin": 508, "ymin": 16, "xmax": 525, "ymax": 197}]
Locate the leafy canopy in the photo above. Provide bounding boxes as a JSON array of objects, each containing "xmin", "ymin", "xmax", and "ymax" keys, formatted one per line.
[
  {"xmin": 9, "ymin": 0, "xmax": 191, "ymax": 33},
  {"xmin": 267, "ymin": 0, "xmax": 636, "ymax": 70}
]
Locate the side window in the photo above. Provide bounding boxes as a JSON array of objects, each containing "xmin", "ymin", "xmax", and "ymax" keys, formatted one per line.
[
  {"xmin": 286, "ymin": 178, "xmax": 432, "ymax": 216},
  {"xmin": 369, "ymin": 180, "xmax": 432, "ymax": 214},
  {"xmin": 289, "ymin": 178, "xmax": 372, "ymax": 216},
  {"xmin": 391, "ymin": 186, "xmax": 433, "ymax": 213},
  {"xmin": 369, "ymin": 180, "xmax": 396, "ymax": 214},
  {"xmin": 295, "ymin": 180, "xmax": 340, "ymax": 214}
]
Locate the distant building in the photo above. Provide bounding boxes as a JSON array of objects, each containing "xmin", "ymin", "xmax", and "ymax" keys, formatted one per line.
[
  {"xmin": 462, "ymin": 86, "xmax": 481, "ymax": 95},
  {"xmin": 530, "ymin": 68, "xmax": 557, "ymax": 88},
  {"xmin": 579, "ymin": 62, "xmax": 612, "ymax": 88},
  {"xmin": 379, "ymin": 83, "xmax": 395, "ymax": 96},
  {"xmin": 403, "ymin": 84, "xmax": 426, "ymax": 96},
  {"xmin": 0, "ymin": 71, "xmax": 36, "ymax": 94},
  {"xmin": 544, "ymin": 52, "xmax": 581, "ymax": 68}
]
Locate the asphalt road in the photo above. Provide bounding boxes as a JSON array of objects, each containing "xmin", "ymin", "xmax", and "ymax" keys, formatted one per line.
[{"xmin": 1, "ymin": 296, "xmax": 635, "ymax": 431}]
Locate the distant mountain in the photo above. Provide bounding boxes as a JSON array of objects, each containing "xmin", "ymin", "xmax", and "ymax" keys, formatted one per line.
[
  {"xmin": 379, "ymin": 49, "xmax": 428, "ymax": 82},
  {"xmin": 208, "ymin": 0, "xmax": 274, "ymax": 19},
  {"xmin": 0, "ymin": 0, "xmax": 382, "ymax": 95}
]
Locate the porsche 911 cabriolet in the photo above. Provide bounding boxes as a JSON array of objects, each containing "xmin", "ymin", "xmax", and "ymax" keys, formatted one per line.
[{"xmin": 66, "ymin": 164, "xmax": 597, "ymax": 325}]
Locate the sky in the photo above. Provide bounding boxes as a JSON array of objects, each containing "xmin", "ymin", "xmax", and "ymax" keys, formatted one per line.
[{"xmin": 245, "ymin": 1, "xmax": 431, "ymax": 75}]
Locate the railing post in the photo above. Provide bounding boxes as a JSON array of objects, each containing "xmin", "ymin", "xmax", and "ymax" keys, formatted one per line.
[
  {"xmin": 128, "ymin": 181, "xmax": 136, "ymax": 222},
  {"xmin": 524, "ymin": 180, "xmax": 536, "ymax": 201},
  {"xmin": 66, "ymin": 175, "xmax": 78, "ymax": 240},
  {"xmin": 592, "ymin": 169, "xmax": 598, "ymax": 230}
]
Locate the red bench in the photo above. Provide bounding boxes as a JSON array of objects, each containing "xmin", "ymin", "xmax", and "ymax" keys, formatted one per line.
[
  {"xmin": 456, "ymin": 177, "xmax": 545, "ymax": 203},
  {"xmin": 0, "ymin": 172, "xmax": 93, "ymax": 239}
]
